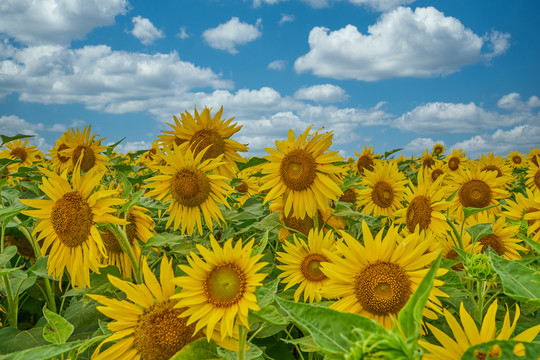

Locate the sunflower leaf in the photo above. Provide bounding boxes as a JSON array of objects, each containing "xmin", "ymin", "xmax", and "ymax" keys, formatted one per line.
[
  {"xmin": 519, "ymin": 233, "xmax": 540, "ymax": 255},
  {"xmin": 42, "ymin": 306, "xmax": 74, "ymax": 344},
  {"xmin": 465, "ymin": 222, "xmax": 494, "ymax": 246},
  {"xmin": 397, "ymin": 252, "xmax": 442, "ymax": 341},
  {"xmin": 462, "ymin": 204, "xmax": 499, "ymax": 221},
  {"xmin": 170, "ymin": 338, "xmax": 220, "ymax": 360},
  {"xmin": 488, "ymin": 250, "xmax": 540, "ymax": 306},
  {"xmin": 0, "ymin": 134, "xmax": 35, "ymax": 148},
  {"xmin": 0, "ymin": 246, "xmax": 17, "ymax": 267},
  {"xmin": 0, "ymin": 339, "xmax": 85, "ymax": 360}
]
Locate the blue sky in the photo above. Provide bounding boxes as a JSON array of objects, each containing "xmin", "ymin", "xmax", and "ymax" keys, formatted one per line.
[{"xmin": 1, "ymin": 0, "xmax": 539, "ymax": 159}]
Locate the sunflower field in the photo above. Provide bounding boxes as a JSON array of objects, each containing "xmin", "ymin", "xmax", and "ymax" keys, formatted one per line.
[{"xmin": 0, "ymin": 106, "xmax": 539, "ymax": 360}]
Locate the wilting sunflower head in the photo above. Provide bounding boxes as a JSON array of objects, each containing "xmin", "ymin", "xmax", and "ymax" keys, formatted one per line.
[
  {"xmin": 259, "ymin": 126, "xmax": 344, "ymax": 220},
  {"xmin": 420, "ymin": 149, "xmax": 436, "ymax": 170},
  {"xmin": 171, "ymin": 235, "xmax": 267, "ymax": 342}
]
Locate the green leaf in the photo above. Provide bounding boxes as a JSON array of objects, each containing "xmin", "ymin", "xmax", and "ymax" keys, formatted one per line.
[
  {"xmin": 170, "ymin": 338, "xmax": 220, "ymax": 360},
  {"xmin": 254, "ymin": 212, "xmax": 281, "ymax": 231},
  {"xmin": 383, "ymin": 148, "xmax": 403, "ymax": 159},
  {"xmin": 519, "ymin": 233, "xmax": 540, "ymax": 255},
  {"xmin": 274, "ymin": 296, "xmax": 384, "ymax": 355},
  {"xmin": 463, "ymin": 204, "xmax": 499, "ymax": 221},
  {"xmin": 282, "ymin": 335, "xmax": 321, "ymax": 353},
  {"xmin": 0, "ymin": 339, "xmax": 85, "ymax": 360},
  {"xmin": 0, "ymin": 267, "xmax": 21, "ymax": 276},
  {"xmin": 236, "ymin": 156, "xmax": 267, "ymax": 172},
  {"xmin": 145, "ymin": 232, "xmax": 187, "ymax": 247},
  {"xmin": 42, "ymin": 306, "xmax": 74, "ymax": 344},
  {"xmin": 465, "ymin": 222, "xmax": 494, "ymax": 245},
  {"xmin": 398, "ymin": 253, "xmax": 442, "ymax": 341},
  {"xmin": 254, "ymin": 278, "xmax": 280, "ymax": 308},
  {"xmin": 28, "ymin": 257, "xmax": 53, "ymax": 279},
  {"xmin": 251, "ymin": 230, "xmax": 268, "ymax": 256},
  {"xmin": 249, "ymin": 304, "xmax": 288, "ymax": 326},
  {"xmin": 0, "ymin": 206, "xmax": 25, "ymax": 223},
  {"xmin": 489, "ymin": 250, "xmax": 540, "ymax": 306},
  {"xmin": 217, "ymin": 341, "xmax": 263, "ymax": 360},
  {"xmin": 105, "ymin": 137, "xmax": 125, "ymax": 157},
  {"xmin": 461, "ymin": 339, "xmax": 540, "ymax": 359},
  {"xmin": 0, "ymin": 134, "xmax": 35, "ymax": 148},
  {"xmin": 0, "ymin": 246, "xmax": 18, "ymax": 267}
]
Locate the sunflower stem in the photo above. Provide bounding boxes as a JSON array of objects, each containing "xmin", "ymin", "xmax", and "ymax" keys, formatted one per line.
[
  {"xmin": 110, "ymin": 224, "xmax": 142, "ymax": 284},
  {"xmin": 238, "ymin": 325, "xmax": 247, "ymax": 360},
  {"xmin": 446, "ymin": 217, "xmax": 465, "ymax": 251},
  {"xmin": 2, "ymin": 275, "xmax": 17, "ymax": 328}
]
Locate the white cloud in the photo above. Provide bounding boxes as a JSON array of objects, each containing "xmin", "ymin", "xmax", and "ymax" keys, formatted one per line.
[
  {"xmin": 294, "ymin": 84, "xmax": 348, "ymax": 103},
  {"xmin": 402, "ymin": 137, "xmax": 444, "ymax": 155},
  {"xmin": 176, "ymin": 26, "xmax": 189, "ymax": 39},
  {"xmin": 279, "ymin": 14, "xmax": 295, "ymax": 25},
  {"xmin": 131, "ymin": 16, "xmax": 165, "ymax": 45},
  {"xmin": 300, "ymin": 0, "xmax": 332, "ymax": 8},
  {"xmin": 109, "ymin": 140, "xmax": 152, "ymax": 154},
  {"xmin": 450, "ymin": 125, "xmax": 540, "ymax": 158},
  {"xmin": 0, "ymin": 115, "xmax": 54, "ymax": 151},
  {"xmin": 268, "ymin": 60, "xmax": 286, "ymax": 70},
  {"xmin": 0, "ymin": 44, "xmax": 232, "ymax": 109},
  {"xmin": 497, "ymin": 92, "xmax": 540, "ymax": 111},
  {"xmin": 483, "ymin": 30, "xmax": 511, "ymax": 60},
  {"xmin": 295, "ymin": 6, "xmax": 509, "ymax": 81},
  {"xmin": 202, "ymin": 17, "xmax": 262, "ymax": 54},
  {"xmin": 348, "ymin": 0, "xmax": 416, "ymax": 11},
  {"xmin": 0, "ymin": 0, "xmax": 127, "ymax": 45},
  {"xmin": 252, "ymin": 0, "xmax": 286, "ymax": 6}
]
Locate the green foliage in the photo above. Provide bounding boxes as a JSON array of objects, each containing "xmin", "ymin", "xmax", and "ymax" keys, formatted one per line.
[{"xmin": 0, "ymin": 134, "xmax": 35, "ymax": 148}]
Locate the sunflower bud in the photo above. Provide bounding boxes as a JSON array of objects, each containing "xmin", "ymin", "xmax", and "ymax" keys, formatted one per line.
[
  {"xmin": 464, "ymin": 253, "xmax": 496, "ymax": 281},
  {"xmin": 344, "ymin": 329, "xmax": 422, "ymax": 360}
]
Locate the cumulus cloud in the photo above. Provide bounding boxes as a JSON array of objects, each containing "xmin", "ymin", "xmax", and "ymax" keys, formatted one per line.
[
  {"xmin": 300, "ymin": 0, "xmax": 333, "ymax": 8},
  {"xmin": 0, "ymin": 44, "xmax": 232, "ymax": 110},
  {"xmin": 295, "ymin": 6, "xmax": 509, "ymax": 81},
  {"xmin": 402, "ymin": 137, "xmax": 444, "ymax": 155},
  {"xmin": 497, "ymin": 92, "xmax": 540, "ymax": 111},
  {"xmin": 451, "ymin": 125, "xmax": 540, "ymax": 158},
  {"xmin": 348, "ymin": 0, "xmax": 416, "ymax": 11},
  {"xmin": 202, "ymin": 17, "xmax": 262, "ymax": 54},
  {"xmin": 131, "ymin": 16, "xmax": 165, "ymax": 45},
  {"xmin": 176, "ymin": 26, "xmax": 189, "ymax": 39},
  {"xmin": 268, "ymin": 60, "xmax": 286, "ymax": 70},
  {"xmin": 279, "ymin": 14, "xmax": 295, "ymax": 25},
  {"xmin": 294, "ymin": 84, "xmax": 349, "ymax": 103},
  {"xmin": 252, "ymin": 0, "xmax": 285, "ymax": 6},
  {"xmin": 0, "ymin": 0, "xmax": 128, "ymax": 45}
]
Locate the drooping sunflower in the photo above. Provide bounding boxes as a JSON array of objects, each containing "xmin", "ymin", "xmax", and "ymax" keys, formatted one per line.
[
  {"xmin": 259, "ymin": 127, "xmax": 344, "ymax": 220},
  {"xmin": 48, "ymin": 130, "xmax": 73, "ymax": 173},
  {"xmin": 477, "ymin": 152, "xmax": 512, "ymax": 185},
  {"xmin": 171, "ymin": 236, "xmax": 267, "ymax": 342},
  {"xmin": 321, "ymin": 222, "xmax": 448, "ymax": 329},
  {"xmin": 20, "ymin": 167, "xmax": 127, "ymax": 288},
  {"xmin": 100, "ymin": 205, "xmax": 155, "ymax": 279},
  {"xmin": 353, "ymin": 146, "xmax": 378, "ymax": 175},
  {"xmin": 432, "ymin": 143, "xmax": 445, "ymax": 156},
  {"xmin": 276, "ymin": 228, "xmax": 339, "ymax": 303},
  {"xmin": 394, "ymin": 170, "xmax": 452, "ymax": 240},
  {"xmin": 419, "ymin": 300, "xmax": 540, "ymax": 360},
  {"xmin": 445, "ymin": 148, "xmax": 469, "ymax": 174},
  {"xmin": 159, "ymin": 106, "xmax": 248, "ymax": 178},
  {"xmin": 88, "ymin": 256, "xmax": 203, "ymax": 360},
  {"xmin": 525, "ymin": 160, "xmax": 540, "ymax": 194},
  {"xmin": 61, "ymin": 125, "xmax": 109, "ymax": 172},
  {"xmin": 462, "ymin": 212, "xmax": 527, "ymax": 260},
  {"xmin": 0, "ymin": 138, "xmax": 38, "ymax": 173},
  {"xmin": 502, "ymin": 188, "xmax": 540, "ymax": 243},
  {"xmin": 506, "ymin": 150, "xmax": 526, "ymax": 169},
  {"xmin": 144, "ymin": 146, "xmax": 233, "ymax": 236},
  {"xmin": 420, "ymin": 149, "xmax": 436, "ymax": 170},
  {"xmin": 447, "ymin": 162, "xmax": 508, "ymax": 220},
  {"xmin": 356, "ymin": 160, "xmax": 407, "ymax": 217}
]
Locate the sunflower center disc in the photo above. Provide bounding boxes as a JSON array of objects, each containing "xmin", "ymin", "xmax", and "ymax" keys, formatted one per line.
[
  {"xmin": 406, "ymin": 195, "xmax": 432, "ymax": 233},
  {"xmin": 534, "ymin": 170, "xmax": 540, "ymax": 189},
  {"xmin": 479, "ymin": 234, "xmax": 505, "ymax": 256},
  {"xmin": 235, "ymin": 181, "xmax": 249, "ymax": 193},
  {"xmin": 280, "ymin": 149, "xmax": 317, "ymax": 191},
  {"xmin": 205, "ymin": 264, "xmax": 246, "ymax": 307},
  {"xmin": 134, "ymin": 300, "xmax": 197, "ymax": 360},
  {"xmin": 355, "ymin": 261, "xmax": 411, "ymax": 316},
  {"xmin": 339, "ymin": 188, "xmax": 357, "ymax": 204},
  {"xmin": 301, "ymin": 254, "xmax": 328, "ymax": 282},
  {"xmin": 434, "ymin": 146, "xmax": 443, "ymax": 155},
  {"xmin": 101, "ymin": 228, "xmax": 123, "ymax": 253},
  {"xmin": 10, "ymin": 147, "xmax": 28, "ymax": 163},
  {"xmin": 126, "ymin": 211, "xmax": 138, "ymax": 243},
  {"xmin": 170, "ymin": 168, "xmax": 210, "ymax": 207},
  {"xmin": 422, "ymin": 157, "xmax": 435, "ymax": 169},
  {"xmin": 284, "ymin": 211, "xmax": 323, "ymax": 236},
  {"xmin": 431, "ymin": 169, "xmax": 444, "ymax": 182},
  {"xmin": 512, "ymin": 155, "xmax": 522, "ymax": 164},
  {"xmin": 72, "ymin": 145, "xmax": 96, "ymax": 172},
  {"xmin": 448, "ymin": 157, "xmax": 460, "ymax": 171},
  {"xmin": 458, "ymin": 180, "xmax": 492, "ymax": 208},
  {"xmin": 371, "ymin": 181, "xmax": 394, "ymax": 208},
  {"xmin": 357, "ymin": 155, "xmax": 374, "ymax": 173},
  {"xmin": 51, "ymin": 191, "xmax": 93, "ymax": 248},
  {"xmin": 57, "ymin": 144, "xmax": 70, "ymax": 163},
  {"xmin": 190, "ymin": 129, "xmax": 226, "ymax": 161},
  {"xmin": 482, "ymin": 165, "xmax": 502, "ymax": 178}
]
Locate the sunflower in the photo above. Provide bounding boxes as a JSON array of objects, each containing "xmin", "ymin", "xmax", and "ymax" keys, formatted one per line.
[
  {"xmin": 477, "ymin": 152, "xmax": 512, "ymax": 185},
  {"xmin": 159, "ymin": 106, "xmax": 248, "ymax": 178},
  {"xmin": 321, "ymin": 222, "xmax": 448, "ymax": 329},
  {"xmin": 447, "ymin": 162, "xmax": 508, "ymax": 220},
  {"xmin": 88, "ymin": 256, "xmax": 203, "ymax": 360},
  {"xmin": 276, "ymin": 228, "xmax": 338, "ymax": 303},
  {"xmin": 48, "ymin": 130, "xmax": 73, "ymax": 173},
  {"xmin": 432, "ymin": 143, "xmax": 445, "ymax": 156},
  {"xmin": 462, "ymin": 212, "xmax": 527, "ymax": 260},
  {"xmin": 525, "ymin": 160, "xmax": 540, "ymax": 194},
  {"xmin": 420, "ymin": 149, "xmax": 436, "ymax": 170},
  {"xmin": 356, "ymin": 160, "xmax": 407, "ymax": 217},
  {"xmin": 353, "ymin": 146, "xmax": 378, "ymax": 174},
  {"xmin": 526, "ymin": 146, "xmax": 540, "ymax": 167},
  {"xmin": 171, "ymin": 235, "xmax": 267, "ymax": 343},
  {"xmin": 394, "ymin": 170, "xmax": 452, "ymax": 240},
  {"xmin": 419, "ymin": 300, "xmax": 540, "ymax": 360},
  {"xmin": 506, "ymin": 150, "xmax": 526, "ymax": 169},
  {"xmin": 100, "ymin": 205, "xmax": 156, "ymax": 278},
  {"xmin": 259, "ymin": 127, "xmax": 344, "ymax": 220},
  {"xmin": 61, "ymin": 125, "xmax": 109, "ymax": 172},
  {"xmin": 144, "ymin": 146, "xmax": 233, "ymax": 236},
  {"xmin": 502, "ymin": 188, "xmax": 540, "ymax": 243},
  {"xmin": 0, "ymin": 138, "xmax": 38, "ymax": 173},
  {"xmin": 20, "ymin": 167, "xmax": 127, "ymax": 288},
  {"xmin": 446, "ymin": 149, "xmax": 469, "ymax": 174},
  {"xmin": 425, "ymin": 159, "xmax": 451, "ymax": 188},
  {"xmin": 269, "ymin": 194, "xmax": 344, "ymax": 241},
  {"xmin": 233, "ymin": 168, "xmax": 261, "ymax": 207}
]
